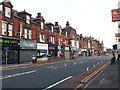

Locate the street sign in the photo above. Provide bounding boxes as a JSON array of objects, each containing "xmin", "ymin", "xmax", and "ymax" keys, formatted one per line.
[
  {"xmin": 4, "ymin": 47, "xmax": 9, "ymax": 50},
  {"xmin": 111, "ymin": 9, "xmax": 120, "ymax": 22}
]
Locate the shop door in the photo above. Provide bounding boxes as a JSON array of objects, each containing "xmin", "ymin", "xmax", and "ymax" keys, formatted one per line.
[{"xmin": 2, "ymin": 50, "xmax": 18, "ymax": 64}]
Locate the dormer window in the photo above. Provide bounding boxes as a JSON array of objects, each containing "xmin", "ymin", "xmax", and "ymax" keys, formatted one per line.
[
  {"xmin": 51, "ymin": 26, "xmax": 54, "ymax": 33},
  {"xmin": 41, "ymin": 22, "xmax": 44, "ymax": 30},
  {"xmin": 60, "ymin": 29, "xmax": 62, "ymax": 35},
  {"xmin": 5, "ymin": 6, "xmax": 11, "ymax": 18},
  {"xmin": 0, "ymin": 4, "xmax": 3, "ymax": 11},
  {"xmin": 26, "ymin": 15, "xmax": 30, "ymax": 24}
]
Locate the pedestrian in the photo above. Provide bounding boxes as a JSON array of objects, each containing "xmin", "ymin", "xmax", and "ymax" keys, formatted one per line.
[{"xmin": 111, "ymin": 54, "xmax": 116, "ymax": 65}]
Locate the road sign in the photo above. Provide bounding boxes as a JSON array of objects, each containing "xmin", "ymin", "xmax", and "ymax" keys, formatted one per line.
[
  {"xmin": 4, "ymin": 47, "xmax": 9, "ymax": 50},
  {"xmin": 118, "ymin": 38, "xmax": 120, "ymax": 42},
  {"xmin": 115, "ymin": 33, "xmax": 120, "ymax": 37}
]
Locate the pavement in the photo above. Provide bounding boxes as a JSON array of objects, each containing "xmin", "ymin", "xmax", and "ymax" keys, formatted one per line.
[
  {"xmin": 82, "ymin": 60, "xmax": 120, "ymax": 90},
  {"xmin": 0, "ymin": 56, "xmax": 95, "ymax": 69}
]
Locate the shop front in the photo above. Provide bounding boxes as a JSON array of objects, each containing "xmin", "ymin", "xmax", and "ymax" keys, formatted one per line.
[
  {"xmin": 37, "ymin": 43, "xmax": 48, "ymax": 58},
  {"xmin": 81, "ymin": 48, "xmax": 88, "ymax": 57},
  {"xmin": 49, "ymin": 44, "xmax": 57, "ymax": 57},
  {"xmin": 65, "ymin": 46, "xmax": 70, "ymax": 59},
  {"xmin": 0, "ymin": 37, "xmax": 20, "ymax": 64},
  {"xmin": 20, "ymin": 40, "xmax": 37, "ymax": 63}
]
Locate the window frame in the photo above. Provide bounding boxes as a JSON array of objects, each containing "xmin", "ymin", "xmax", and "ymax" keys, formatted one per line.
[
  {"xmin": 60, "ymin": 29, "xmax": 62, "ymax": 35},
  {"xmin": 51, "ymin": 26, "xmax": 54, "ymax": 33},
  {"xmin": 66, "ymin": 31, "xmax": 67, "ymax": 37},
  {"xmin": 41, "ymin": 22, "xmax": 44, "ymax": 30},
  {"xmin": 0, "ymin": 4, "xmax": 3, "ymax": 11},
  {"xmin": 26, "ymin": 15, "xmax": 30, "ymax": 24},
  {"xmin": 2, "ymin": 23, "xmax": 7, "ymax": 35},
  {"xmin": 5, "ymin": 6, "xmax": 11, "ymax": 18},
  {"xmin": 8, "ymin": 24, "xmax": 13, "ymax": 36},
  {"xmin": 29, "ymin": 30, "xmax": 32, "ymax": 39},
  {"xmin": 20, "ymin": 22, "xmax": 22, "ymax": 38},
  {"xmin": 24, "ymin": 29, "xmax": 28, "ymax": 39}
]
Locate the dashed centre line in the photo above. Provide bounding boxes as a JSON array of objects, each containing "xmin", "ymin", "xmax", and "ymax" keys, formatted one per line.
[{"xmin": 1, "ymin": 70, "xmax": 37, "ymax": 80}]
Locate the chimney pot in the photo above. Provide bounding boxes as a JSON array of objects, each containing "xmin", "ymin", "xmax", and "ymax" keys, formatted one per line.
[
  {"xmin": 66, "ymin": 21, "xmax": 69, "ymax": 27},
  {"xmin": 55, "ymin": 22, "xmax": 58, "ymax": 26},
  {"xmin": 36, "ymin": 13, "xmax": 41, "ymax": 18}
]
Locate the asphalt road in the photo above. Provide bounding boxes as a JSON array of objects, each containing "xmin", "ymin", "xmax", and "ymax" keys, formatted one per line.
[{"xmin": 2, "ymin": 55, "xmax": 112, "ymax": 89}]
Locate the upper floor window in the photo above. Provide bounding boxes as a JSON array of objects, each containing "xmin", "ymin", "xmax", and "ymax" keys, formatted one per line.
[
  {"xmin": 43, "ymin": 34, "xmax": 45, "ymax": 43},
  {"xmin": 50, "ymin": 36, "xmax": 55, "ymax": 44},
  {"xmin": 8, "ymin": 24, "xmax": 13, "ymax": 36},
  {"xmin": 59, "ymin": 38, "xmax": 62, "ymax": 45},
  {"xmin": 0, "ymin": 4, "xmax": 3, "ymax": 11},
  {"xmin": 26, "ymin": 15, "xmax": 30, "ymax": 24},
  {"xmin": 20, "ymin": 22, "xmax": 22, "ymax": 38},
  {"xmin": 66, "ymin": 31, "xmax": 67, "ymax": 37},
  {"xmin": 5, "ymin": 7, "xmax": 11, "ymax": 18},
  {"xmin": 29, "ymin": 30, "xmax": 32, "ymax": 39},
  {"xmin": 65, "ymin": 40, "xmax": 68, "ymax": 46},
  {"xmin": 51, "ymin": 26, "xmax": 54, "ymax": 33},
  {"xmin": 24, "ymin": 29, "xmax": 28, "ymax": 39},
  {"xmin": 40, "ymin": 33, "xmax": 45, "ymax": 43},
  {"xmin": 41, "ymin": 22, "xmax": 44, "ymax": 30},
  {"xmin": 2, "ymin": 23, "xmax": 7, "ymax": 35}
]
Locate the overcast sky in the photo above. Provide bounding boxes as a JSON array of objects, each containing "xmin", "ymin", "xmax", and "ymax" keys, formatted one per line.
[{"xmin": 6, "ymin": 0, "xmax": 119, "ymax": 49}]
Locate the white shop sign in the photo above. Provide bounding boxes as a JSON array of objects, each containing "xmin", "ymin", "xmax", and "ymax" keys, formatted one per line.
[{"xmin": 37, "ymin": 43, "xmax": 48, "ymax": 50}]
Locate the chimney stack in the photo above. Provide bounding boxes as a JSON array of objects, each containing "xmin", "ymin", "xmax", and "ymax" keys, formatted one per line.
[
  {"xmin": 3, "ymin": 0, "xmax": 10, "ymax": 2},
  {"xmin": 55, "ymin": 22, "xmax": 58, "ymax": 26},
  {"xmin": 36, "ymin": 13, "xmax": 41, "ymax": 18},
  {"xmin": 66, "ymin": 21, "xmax": 69, "ymax": 27}
]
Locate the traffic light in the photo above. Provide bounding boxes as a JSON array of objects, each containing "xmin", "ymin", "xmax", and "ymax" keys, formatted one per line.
[{"xmin": 113, "ymin": 44, "xmax": 117, "ymax": 50}]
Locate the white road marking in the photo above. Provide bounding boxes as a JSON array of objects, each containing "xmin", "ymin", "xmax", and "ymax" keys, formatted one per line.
[
  {"xmin": 73, "ymin": 62, "xmax": 76, "ymax": 65},
  {"xmin": 87, "ymin": 67, "xmax": 89, "ymax": 71},
  {"xmin": 1, "ymin": 70, "xmax": 37, "ymax": 80},
  {"xmin": 48, "ymin": 64, "xmax": 67, "ymax": 69},
  {"xmin": 84, "ymin": 64, "xmax": 109, "ymax": 88},
  {"xmin": 44, "ymin": 76, "xmax": 72, "ymax": 90}
]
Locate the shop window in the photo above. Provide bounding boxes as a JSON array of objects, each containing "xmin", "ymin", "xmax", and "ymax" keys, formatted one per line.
[
  {"xmin": 29, "ymin": 30, "xmax": 32, "ymax": 39},
  {"xmin": 0, "ymin": 4, "xmax": 3, "ymax": 11},
  {"xmin": 24, "ymin": 29, "xmax": 28, "ymax": 39},
  {"xmin": 8, "ymin": 24, "xmax": 13, "ymax": 36},
  {"xmin": 26, "ymin": 15, "xmax": 30, "ymax": 24},
  {"xmin": 41, "ymin": 22, "xmax": 44, "ymax": 30},
  {"xmin": 2, "ymin": 23, "xmax": 7, "ymax": 35},
  {"xmin": 5, "ymin": 7, "xmax": 11, "ymax": 18}
]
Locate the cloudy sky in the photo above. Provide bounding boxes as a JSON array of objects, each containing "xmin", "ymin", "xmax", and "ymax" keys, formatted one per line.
[{"xmin": 8, "ymin": 0, "xmax": 119, "ymax": 49}]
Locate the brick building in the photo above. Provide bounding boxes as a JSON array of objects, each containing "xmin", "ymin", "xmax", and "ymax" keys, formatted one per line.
[{"xmin": 0, "ymin": 0, "xmax": 104, "ymax": 64}]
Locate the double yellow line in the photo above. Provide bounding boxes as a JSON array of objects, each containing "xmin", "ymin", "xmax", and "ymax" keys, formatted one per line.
[{"xmin": 74, "ymin": 61, "xmax": 110, "ymax": 90}]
